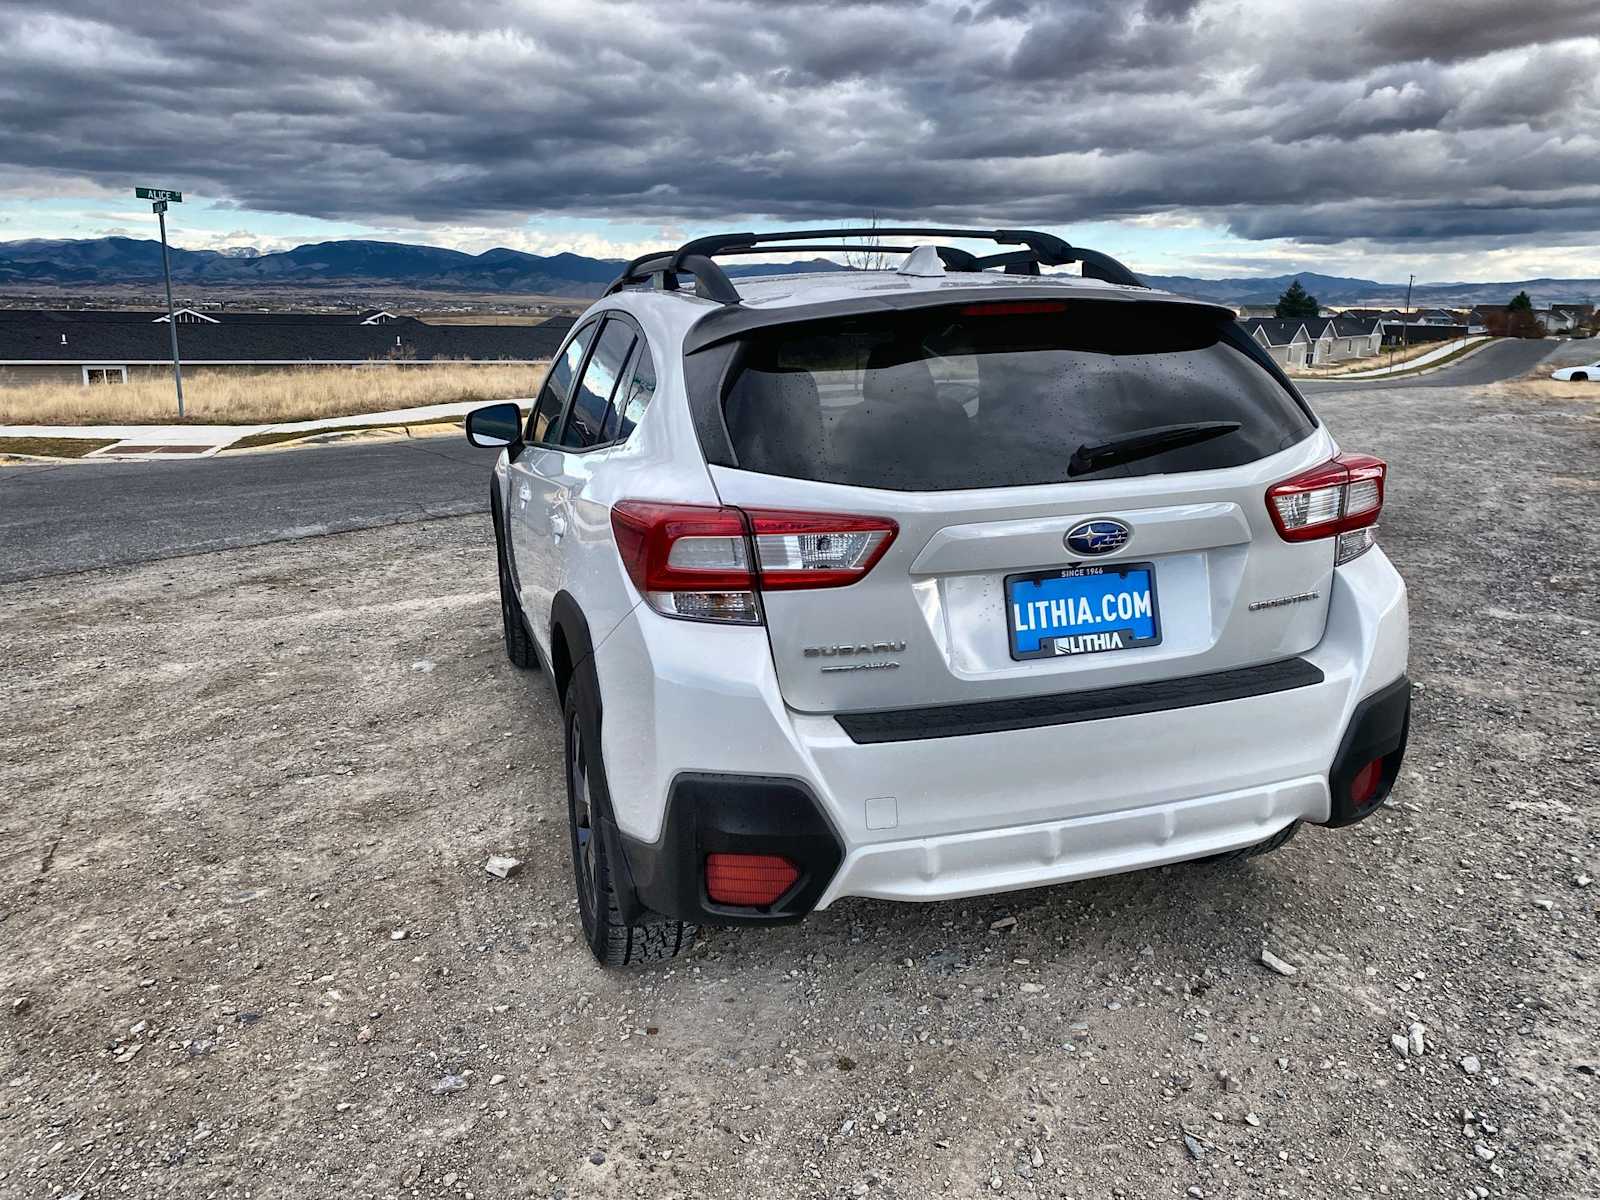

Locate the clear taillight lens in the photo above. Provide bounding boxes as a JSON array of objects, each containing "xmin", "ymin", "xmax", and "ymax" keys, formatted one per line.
[
  {"xmin": 746, "ymin": 509, "xmax": 897, "ymax": 590},
  {"xmin": 610, "ymin": 502, "xmax": 897, "ymax": 623},
  {"xmin": 1265, "ymin": 453, "xmax": 1386, "ymax": 565}
]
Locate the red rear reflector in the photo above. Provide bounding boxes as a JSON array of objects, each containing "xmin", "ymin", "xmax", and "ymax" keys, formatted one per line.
[
  {"xmin": 1349, "ymin": 758, "xmax": 1384, "ymax": 806},
  {"xmin": 1266, "ymin": 453, "xmax": 1387, "ymax": 543},
  {"xmin": 705, "ymin": 853, "xmax": 799, "ymax": 906},
  {"xmin": 959, "ymin": 301, "xmax": 1068, "ymax": 317}
]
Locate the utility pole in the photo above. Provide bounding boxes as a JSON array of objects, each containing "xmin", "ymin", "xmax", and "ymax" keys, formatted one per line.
[
  {"xmin": 136, "ymin": 186, "xmax": 185, "ymax": 417},
  {"xmin": 1403, "ymin": 273, "xmax": 1414, "ymax": 353}
]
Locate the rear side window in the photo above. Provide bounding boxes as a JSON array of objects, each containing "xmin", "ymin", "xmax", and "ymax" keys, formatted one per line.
[
  {"xmin": 721, "ymin": 300, "xmax": 1314, "ymax": 491},
  {"xmin": 611, "ymin": 343, "xmax": 657, "ymax": 440},
  {"xmin": 530, "ymin": 322, "xmax": 596, "ymax": 444},
  {"xmin": 561, "ymin": 318, "xmax": 635, "ymax": 449}
]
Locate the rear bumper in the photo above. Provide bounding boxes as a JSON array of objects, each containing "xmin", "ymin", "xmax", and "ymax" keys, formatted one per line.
[{"xmin": 594, "ymin": 547, "xmax": 1409, "ymax": 923}]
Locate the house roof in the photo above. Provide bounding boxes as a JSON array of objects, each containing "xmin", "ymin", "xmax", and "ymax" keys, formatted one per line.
[
  {"xmin": 0, "ymin": 311, "xmax": 575, "ymax": 363},
  {"xmin": 0, "ymin": 307, "xmax": 418, "ymax": 326},
  {"xmin": 1328, "ymin": 316, "xmax": 1380, "ymax": 336},
  {"xmin": 1239, "ymin": 317, "xmax": 1312, "ymax": 345}
]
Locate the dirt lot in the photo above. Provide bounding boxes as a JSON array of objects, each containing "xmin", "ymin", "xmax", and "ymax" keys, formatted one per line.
[{"xmin": 1, "ymin": 383, "xmax": 1596, "ymax": 1200}]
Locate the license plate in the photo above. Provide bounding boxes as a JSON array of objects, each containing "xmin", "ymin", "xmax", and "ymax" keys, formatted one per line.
[{"xmin": 1005, "ymin": 562, "xmax": 1161, "ymax": 661}]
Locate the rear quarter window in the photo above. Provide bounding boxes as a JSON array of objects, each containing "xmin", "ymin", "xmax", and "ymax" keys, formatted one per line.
[{"xmin": 721, "ymin": 300, "xmax": 1314, "ymax": 491}]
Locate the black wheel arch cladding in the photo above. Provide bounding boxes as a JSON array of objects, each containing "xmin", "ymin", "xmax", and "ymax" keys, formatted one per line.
[{"xmin": 549, "ymin": 593, "xmax": 651, "ymax": 924}]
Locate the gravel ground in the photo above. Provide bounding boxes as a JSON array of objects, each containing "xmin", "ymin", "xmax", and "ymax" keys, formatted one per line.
[{"xmin": 1, "ymin": 381, "xmax": 1596, "ymax": 1200}]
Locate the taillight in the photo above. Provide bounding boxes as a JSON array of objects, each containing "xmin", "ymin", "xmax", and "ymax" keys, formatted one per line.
[
  {"xmin": 610, "ymin": 501, "xmax": 897, "ymax": 624},
  {"xmin": 1266, "ymin": 453, "xmax": 1386, "ymax": 565},
  {"xmin": 746, "ymin": 509, "xmax": 897, "ymax": 590},
  {"xmin": 610, "ymin": 501, "xmax": 760, "ymax": 623}
]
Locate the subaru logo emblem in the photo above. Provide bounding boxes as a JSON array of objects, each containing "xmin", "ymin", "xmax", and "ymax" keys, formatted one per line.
[{"xmin": 1065, "ymin": 518, "xmax": 1130, "ymax": 556}]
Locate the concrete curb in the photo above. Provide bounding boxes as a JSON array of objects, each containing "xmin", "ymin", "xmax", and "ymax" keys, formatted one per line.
[{"xmin": 0, "ymin": 398, "xmax": 531, "ymax": 460}]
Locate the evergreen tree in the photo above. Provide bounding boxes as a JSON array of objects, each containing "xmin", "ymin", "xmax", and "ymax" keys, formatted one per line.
[{"xmin": 1275, "ymin": 280, "xmax": 1320, "ymax": 319}]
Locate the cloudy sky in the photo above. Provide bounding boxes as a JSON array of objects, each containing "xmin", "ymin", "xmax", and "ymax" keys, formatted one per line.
[{"xmin": 0, "ymin": 0, "xmax": 1596, "ymax": 282}]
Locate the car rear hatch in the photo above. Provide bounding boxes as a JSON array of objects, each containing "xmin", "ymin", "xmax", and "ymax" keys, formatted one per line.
[{"xmin": 699, "ymin": 295, "xmax": 1342, "ymax": 715}]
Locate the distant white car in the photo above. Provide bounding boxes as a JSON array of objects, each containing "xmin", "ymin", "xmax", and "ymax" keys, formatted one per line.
[{"xmin": 1552, "ymin": 361, "xmax": 1597, "ymax": 381}]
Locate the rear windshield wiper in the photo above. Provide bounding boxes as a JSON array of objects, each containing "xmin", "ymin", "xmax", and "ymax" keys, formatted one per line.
[{"xmin": 1067, "ymin": 421, "xmax": 1242, "ymax": 477}]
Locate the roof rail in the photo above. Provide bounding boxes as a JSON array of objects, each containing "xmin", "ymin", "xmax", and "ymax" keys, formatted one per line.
[{"xmin": 603, "ymin": 226, "xmax": 1145, "ymax": 304}]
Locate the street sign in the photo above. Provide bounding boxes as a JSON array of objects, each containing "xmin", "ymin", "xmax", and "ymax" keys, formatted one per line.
[{"xmin": 137, "ymin": 186, "xmax": 187, "ymax": 415}]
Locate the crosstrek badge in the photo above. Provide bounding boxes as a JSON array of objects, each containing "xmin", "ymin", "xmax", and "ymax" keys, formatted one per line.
[{"xmin": 1005, "ymin": 563, "xmax": 1162, "ymax": 660}]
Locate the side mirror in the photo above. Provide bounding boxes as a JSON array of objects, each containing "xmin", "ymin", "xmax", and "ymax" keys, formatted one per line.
[{"xmin": 466, "ymin": 402, "xmax": 523, "ymax": 449}]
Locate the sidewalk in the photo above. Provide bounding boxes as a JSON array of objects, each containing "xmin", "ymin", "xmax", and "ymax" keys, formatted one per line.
[
  {"xmin": 0, "ymin": 400, "xmax": 527, "ymax": 459},
  {"xmin": 1312, "ymin": 336, "xmax": 1492, "ymax": 380}
]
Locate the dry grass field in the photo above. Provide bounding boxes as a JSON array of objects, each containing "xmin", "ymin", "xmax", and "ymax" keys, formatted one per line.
[{"xmin": 0, "ymin": 362, "xmax": 546, "ymax": 426}]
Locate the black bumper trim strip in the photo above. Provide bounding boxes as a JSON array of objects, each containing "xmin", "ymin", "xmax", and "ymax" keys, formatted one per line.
[{"xmin": 834, "ymin": 658, "xmax": 1326, "ymax": 744}]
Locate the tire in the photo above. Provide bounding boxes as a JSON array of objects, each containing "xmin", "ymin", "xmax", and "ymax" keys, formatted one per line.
[
  {"xmin": 564, "ymin": 686, "xmax": 696, "ymax": 966},
  {"xmin": 493, "ymin": 500, "xmax": 538, "ymax": 671},
  {"xmin": 1572, "ymin": 372, "xmax": 1589, "ymax": 382},
  {"xmin": 1195, "ymin": 819, "xmax": 1302, "ymax": 865}
]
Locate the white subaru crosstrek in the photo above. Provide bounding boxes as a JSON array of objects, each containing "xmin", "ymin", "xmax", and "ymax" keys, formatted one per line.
[{"xmin": 465, "ymin": 227, "xmax": 1411, "ymax": 967}]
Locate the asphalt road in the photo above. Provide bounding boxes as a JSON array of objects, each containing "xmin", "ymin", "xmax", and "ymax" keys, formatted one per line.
[
  {"xmin": 0, "ymin": 435, "xmax": 496, "ymax": 584},
  {"xmin": 1299, "ymin": 334, "xmax": 1555, "ymax": 392},
  {"xmin": 0, "ymin": 337, "xmax": 1565, "ymax": 584}
]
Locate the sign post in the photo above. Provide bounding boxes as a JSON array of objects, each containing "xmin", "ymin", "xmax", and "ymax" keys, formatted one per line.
[{"xmin": 136, "ymin": 187, "xmax": 186, "ymax": 417}]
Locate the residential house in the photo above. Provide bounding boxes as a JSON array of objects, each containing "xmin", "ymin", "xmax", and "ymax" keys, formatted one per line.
[
  {"xmin": 1535, "ymin": 307, "xmax": 1583, "ymax": 333},
  {"xmin": 1239, "ymin": 316, "xmax": 1382, "ymax": 367},
  {"xmin": 0, "ymin": 309, "xmax": 574, "ymax": 386},
  {"xmin": 1551, "ymin": 303, "xmax": 1595, "ymax": 330},
  {"xmin": 1412, "ymin": 308, "xmax": 1460, "ymax": 325}
]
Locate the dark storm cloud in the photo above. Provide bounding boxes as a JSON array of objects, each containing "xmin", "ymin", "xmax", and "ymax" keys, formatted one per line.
[{"xmin": 0, "ymin": 0, "xmax": 1596, "ymax": 250}]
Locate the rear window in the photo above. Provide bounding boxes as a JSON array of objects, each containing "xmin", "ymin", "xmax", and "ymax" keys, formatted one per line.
[{"xmin": 721, "ymin": 300, "xmax": 1314, "ymax": 491}]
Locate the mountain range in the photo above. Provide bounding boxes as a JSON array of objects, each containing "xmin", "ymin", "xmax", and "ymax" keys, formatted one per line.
[{"xmin": 1, "ymin": 236, "xmax": 1595, "ymax": 308}]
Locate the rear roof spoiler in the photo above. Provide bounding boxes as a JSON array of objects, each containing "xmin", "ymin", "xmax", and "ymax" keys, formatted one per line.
[{"xmin": 680, "ymin": 285, "xmax": 1237, "ymax": 355}]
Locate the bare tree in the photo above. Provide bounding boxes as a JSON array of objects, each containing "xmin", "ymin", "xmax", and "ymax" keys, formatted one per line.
[{"xmin": 840, "ymin": 212, "xmax": 894, "ymax": 271}]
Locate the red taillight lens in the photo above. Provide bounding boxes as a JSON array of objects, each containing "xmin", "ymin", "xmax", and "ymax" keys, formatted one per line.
[
  {"xmin": 1349, "ymin": 757, "xmax": 1383, "ymax": 807},
  {"xmin": 1266, "ymin": 454, "xmax": 1387, "ymax": 556},
  {"xmin": 705, "ymin": 853, "xmax": 799, "ymax": 906},
  {"xmin": 610, "ymin": 501, "xmax": 897, "ymax": 623}
]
